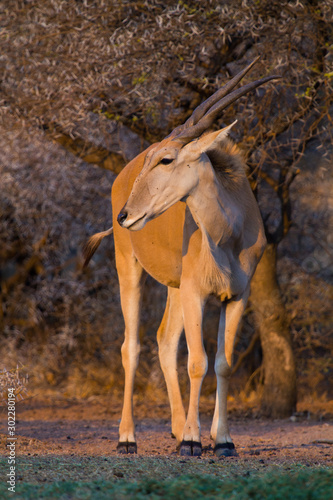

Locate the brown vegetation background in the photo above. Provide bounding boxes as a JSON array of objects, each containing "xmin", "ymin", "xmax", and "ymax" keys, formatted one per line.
[{"xmin": 0, "ymin": 0, "xmax": 332, "ymax": 411}]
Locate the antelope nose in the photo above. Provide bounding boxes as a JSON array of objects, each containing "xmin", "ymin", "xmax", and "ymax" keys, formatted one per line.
[{"xmin": 117, "ymin": 210, "xmax": 128, "ymax": 226}]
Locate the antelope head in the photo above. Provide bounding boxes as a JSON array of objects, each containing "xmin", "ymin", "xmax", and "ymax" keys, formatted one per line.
[{"xmin": 117, "ymin": 57, "xmax": 279, "ymax": 231}]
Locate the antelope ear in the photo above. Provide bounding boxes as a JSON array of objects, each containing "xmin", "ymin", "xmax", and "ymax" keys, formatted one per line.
[{"xmin": 199, "ymin": 120, "xmax": 237, "ymax": 152}]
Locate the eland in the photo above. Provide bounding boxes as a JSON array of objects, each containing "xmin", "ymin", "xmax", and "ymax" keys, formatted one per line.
[{"xmin": 84, "ymin": 57, "xmax": 279, "ymax": 457}]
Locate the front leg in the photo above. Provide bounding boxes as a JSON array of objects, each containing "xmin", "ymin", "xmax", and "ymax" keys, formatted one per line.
[
  {"xmin": 211, "ymin": 288, "xmax": 250, "ymax": 457},
  {"xmin": 179, "ymin": 285, "xmax": 208, "ymax": 456}
]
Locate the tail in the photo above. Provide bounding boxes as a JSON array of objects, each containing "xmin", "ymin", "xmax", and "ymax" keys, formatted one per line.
[{"xmin": 82, "ymin": 226, "xmax": 113, "ymax": 268}]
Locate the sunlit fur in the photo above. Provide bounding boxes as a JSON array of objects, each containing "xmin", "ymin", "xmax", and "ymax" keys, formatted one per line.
[
  {"xmin": 83, "ymin": 60, "xmax": 271, "ymax": 457},
  {"xmin": 199, "ymin": 228, "xmax": 232, "ymax": 297},
  {"xmin": 206, "ymin": 138, "xmax": 248, "ymax": 190},
  {"xmin": 83, "ymin": 227, "xmax": 113, "ymax": 268}
]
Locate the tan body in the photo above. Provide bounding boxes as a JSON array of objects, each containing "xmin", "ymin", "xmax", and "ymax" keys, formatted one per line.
[
  {"xmin": 113, "ymin": 146, "xmax": 185, "ymax": 289},
  {"xmin": 84, "ymin": 59, "xmax": 276, "ymax": 456},
  {"xmin": 112, "ymin": 136, "xmax": 265, "ymax": 456}
]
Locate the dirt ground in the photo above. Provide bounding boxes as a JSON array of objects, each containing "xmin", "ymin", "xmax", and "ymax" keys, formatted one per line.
[{"xmin": 0, "ymin": 396, "xmax": 332, "ymax": 466}]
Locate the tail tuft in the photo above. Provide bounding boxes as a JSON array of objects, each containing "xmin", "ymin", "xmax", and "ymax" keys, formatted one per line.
[{"xmin": 82, "ymin": 227, "xmax": 113, "ymax": 268}]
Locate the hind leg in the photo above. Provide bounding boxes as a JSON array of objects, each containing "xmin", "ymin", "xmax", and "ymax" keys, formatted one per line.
[
  {"xmin": 157, "ymin": 287, "xmax": 186, "ymax": 445},
  {"xmin": 116, "ymin": 250, "xmax": 146, "ymax": 454}
]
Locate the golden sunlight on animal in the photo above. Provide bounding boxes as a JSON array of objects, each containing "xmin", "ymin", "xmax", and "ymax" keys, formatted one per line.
[{"xmin": 83, "ymin": 57, "xmax": 279, "ymax": 457}]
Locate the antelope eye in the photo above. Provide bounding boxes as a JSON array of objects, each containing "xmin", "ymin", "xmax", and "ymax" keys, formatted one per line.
[{"xmin": 160, "ymin": 157, "xmax": 174, "ymax": 165}]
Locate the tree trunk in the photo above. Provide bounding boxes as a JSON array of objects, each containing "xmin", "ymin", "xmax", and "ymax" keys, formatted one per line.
[{"xmin": 250, "ymin": 244, "xmax": 297, "ymax": 418}]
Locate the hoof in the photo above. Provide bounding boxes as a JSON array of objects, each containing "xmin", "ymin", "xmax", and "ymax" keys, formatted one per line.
[
  {"xmin": 117, "ymin": 441, "xmax": 137, "ymax": 454},
  {"xmin": 214, "ymin": 442, "xmax": 238, "ymax": 458},
  {"xmin": 179, "ymin": 440, "xmax": 202, "ymax": 457}
]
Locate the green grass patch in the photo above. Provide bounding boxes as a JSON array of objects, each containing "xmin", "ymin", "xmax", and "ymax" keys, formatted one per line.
[{"xmin": 0, "ymin": 457, "xmax": 332, "ymax": 499}]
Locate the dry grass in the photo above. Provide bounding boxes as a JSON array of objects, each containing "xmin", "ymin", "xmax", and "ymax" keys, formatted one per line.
[{"xmin": 0, "ymin": 365, "xmax": 29, "ymax": 403}]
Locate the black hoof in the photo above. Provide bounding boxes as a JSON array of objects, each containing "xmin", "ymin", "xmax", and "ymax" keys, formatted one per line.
[
  {"xmin": 179, "ymin": 440, "xmax": 202, "ymax": 457},
  {"xmin": 214, "ymin": 442, "xmax": 238, "ymax": 458},
  {"xmin": 117, "ymin": 441, "xmax": 137, "ymax": 454}
]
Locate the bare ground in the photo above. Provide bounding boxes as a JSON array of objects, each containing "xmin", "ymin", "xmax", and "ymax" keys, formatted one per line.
[{"xmin": 0, "ymin": 396, "xmax": 332, "ymax": 467}]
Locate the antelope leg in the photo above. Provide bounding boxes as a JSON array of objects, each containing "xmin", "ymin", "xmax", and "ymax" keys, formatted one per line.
[
  {"xmin": 211, "ymin": 287, "xmax": 250, "ymax": 457},
  {"xmin": 179, "ymin": 285, "xmax": 208, "ymax": 456},
  {"xmin": 116, "ymin": 253, "xmax": 145, "ymax": 454},
  {"xmin": 157, "ymin": 287, "xmax": 186, "ymax": 445}
]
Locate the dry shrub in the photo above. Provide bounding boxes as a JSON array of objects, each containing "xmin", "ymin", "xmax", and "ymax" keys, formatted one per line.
[{"xmin": 0, "ymin": 365, "xmax": 29, "ymax": 404}]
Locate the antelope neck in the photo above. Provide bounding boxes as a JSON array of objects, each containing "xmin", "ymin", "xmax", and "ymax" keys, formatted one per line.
[{"xmin": 186, "ymin": 164, "xmax": 237, "ymax": 248}]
